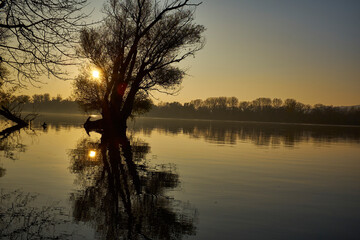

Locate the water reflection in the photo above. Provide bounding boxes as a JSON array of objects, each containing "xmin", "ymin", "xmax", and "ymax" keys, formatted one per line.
[
  {"xmin": 0, "ymin": 189, "xmax": 73, "ymax": 239},
  {"xmin": 0, "ymin": 127, "xmax": 26, "ymax": 178},
  {"xmin": 68, "ymin": 132, "xmax": 197, "ymax": 240},
  {"xmin": 1, "ymin": 116, "xmax": 359, "ymax": 239},
  {"xmin": 130, "ymin": 118, "xmax": 360, "ymax": 146},
  {"xmin": 29, "ymin": 116, "xmax": 360, "ymax": 147},
  {"xmin": 0, "ymin": 133, "xmax": 26, "ymax": 160}
]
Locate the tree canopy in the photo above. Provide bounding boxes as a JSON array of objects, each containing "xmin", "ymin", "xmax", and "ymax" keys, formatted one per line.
[
  {"xmin": 73, "ymin": 0, "xmax": 205, "ymax": 131},
  {"xmin": 0, "ymin": 0, "xmax": 90, "ymax": 129},
  {"xmin": 0, "ymin": 0, "xmax": 89, "ymax": 85}
]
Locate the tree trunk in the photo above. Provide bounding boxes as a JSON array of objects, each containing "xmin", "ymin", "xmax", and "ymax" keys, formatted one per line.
[
  {"xmin": 84, "ymin": 81, "xmax": 139, "ymax": 135},
  {"xmin": 0, "ymin": 106, "xmax": 28, "ymax": 127},
  {"xmin": 0, "ymin": 106, "xmax": 28, "ymax": 138},
  {"xmin": 84, "ymin": 113, "xmax": 127, "ymax": 135}
]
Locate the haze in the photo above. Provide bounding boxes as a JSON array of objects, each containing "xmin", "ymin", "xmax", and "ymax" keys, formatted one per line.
[{"xmin": 18, "ymin": 0, "xmax": 360, "ymax": 106}]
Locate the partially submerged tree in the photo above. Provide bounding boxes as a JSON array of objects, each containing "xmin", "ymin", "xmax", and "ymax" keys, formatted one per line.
[{"xmin": 74, "ymin": 0, "xmax": 205, "ymax": 133}]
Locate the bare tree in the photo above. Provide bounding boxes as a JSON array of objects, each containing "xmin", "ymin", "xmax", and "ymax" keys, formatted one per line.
[
  {"xmin": 0, "ymin": 0, "xmax": 90, "ymax": 85},
  {"xmin": 272, "ymin": 98, "xmax": 283, "ymax": 108},
  {"xmin": 74, "ymin": 0, "xmax": 205, "ymax": 132},
  {"xmin": 0, "ymin": 0, "xmax": 90, "ymax": 129}
]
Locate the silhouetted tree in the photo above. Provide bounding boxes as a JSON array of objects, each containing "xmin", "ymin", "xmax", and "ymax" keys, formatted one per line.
[
  {"xmin": 227, "ymin": 97, "xmax": 239, "ymax": 109},
  {"xmin": 272, "ymin": 98, "xmax": 283, "ymax": 108},
  {"xmin": 0, "ymin": 0, "xmax": 90, "ymax": 128},
  {"xmin": 252, "ymin": 97, "xmax": 272, "ymax": 111},
  {"xmin": 190, "ymin": 99, "xmax": 203, "ymax": 110},
  {"xmin": 145, "ymin": 97, "xmax": 360, "ymax": 125},
  {"xmin": 14, "ymin": 95, "xmax": 30, "ymax": 104},
  {"xmin": 239, "ymin": 101, "xmax": 250, "ymax": 111},
  {"xmin": 0, "ymin": 0, "xmax": 89, "ymax": 84},
  {"xmin": 74, "ymin": 0, "xmax": 205, "ymax": 132},
  {"xmin": 284, "ymin": 98, "xmax": 297, "ymax": 112},
  {"xmin": 55, "ymin": 94, "xmax": 63, "ymax": 102}
]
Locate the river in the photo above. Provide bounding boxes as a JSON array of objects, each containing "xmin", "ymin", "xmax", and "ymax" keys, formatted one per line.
[{"xmin": 1, "ymin": 115, "xmax": 359, "ymax": 239}]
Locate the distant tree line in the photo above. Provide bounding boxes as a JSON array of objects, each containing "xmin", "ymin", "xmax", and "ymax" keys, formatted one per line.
[
  {"xmin": 8, "ymin": 93, "xmax": 80, "ymax": 114},
  {"xmin": 5, "ymin": 95, "xmax": 360, "ymax": 125},
  {"xmin": 145, "ymin": 97, "xmax": 360, "ymax": 125}
]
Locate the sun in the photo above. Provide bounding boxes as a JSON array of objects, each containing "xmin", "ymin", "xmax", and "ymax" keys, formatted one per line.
[
  {"xmin": 89, "ymin": 150, "xmax": 96, "ymax": 158},
  {"xmin": 92, "ymin": 70, "xmax": 100, "ymax": 78}
]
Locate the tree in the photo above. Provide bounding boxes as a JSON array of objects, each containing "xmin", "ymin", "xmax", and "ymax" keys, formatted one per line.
[
  {"xmin": 0, "ymin": 0, "xmax": 89, "ymax": 129},
  {"xmin": 227, "ymin": 97, "xmax": 239, "ymax": 109},
  {"xmin": 189, "ymin": 99, "xmax": 203, "ymax": 109},
  {"xmin": 252, "ymin": 97, "xmax": 272, "ymax": 111},
  {"xmin": 284, "ymin": 98, "xmax": 297, "ymax": 112},
  {"xmin": 74, "ymin": 0, "xmax": 205, "ymax": 133},
  {"xmin": 0, "ymin": 0, "xmax": 89, "ymax": 85},
  {"xmin": 272, "ymin": 98, "xmax": 283, "ymax": 108}
]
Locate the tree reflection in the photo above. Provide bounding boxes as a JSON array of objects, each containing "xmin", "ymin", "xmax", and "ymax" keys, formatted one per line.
[
  {"xmin": 0, "ymin": 132, "xmax": 26, "ymax": 161},
  {"xmin": 0, "ymin": 167, "xmax": 5, "ymax": 177},
  {"xmin": 130, "ymin": 118, "xmax": 360, "ymax": 147},
  {"xmin": 0, "ymin": 125, "xmax": 27, "ymax": 178},
  {"xmin": 68, "ymin": 132, "xmax": 197, "ymax": 240},
  {"xmin": 0, "ymin": 189, "xmax": 73, "ymax": 239}
]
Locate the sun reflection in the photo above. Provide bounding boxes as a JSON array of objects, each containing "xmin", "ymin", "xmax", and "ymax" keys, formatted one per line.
[
  {"xmin": 92, "ymin": 70, "xmax": 100, "ymax": 78},
  {"xmin": 89, "ymin": 150, "xmax": 96, "ymax": 158}
]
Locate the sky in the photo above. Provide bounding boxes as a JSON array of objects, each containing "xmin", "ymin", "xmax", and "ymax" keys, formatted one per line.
[{"xmin": 18, "ymin": 0, "xmax": 360, "ymax": 106}]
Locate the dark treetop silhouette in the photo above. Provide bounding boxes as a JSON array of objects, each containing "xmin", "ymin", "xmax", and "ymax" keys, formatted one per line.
[
  {"xmin": 145, "ymin": 97, "xmax": 360, "ymax": 125},
  {"xmin": 74, "ymin": 0, "xmax": 205, "ymax": 133}
]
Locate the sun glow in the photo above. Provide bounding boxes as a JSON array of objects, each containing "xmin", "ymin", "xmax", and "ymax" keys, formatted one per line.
[
  {"xmin": 89, "ymin": 150, "xmax": 96, "ymax": 158},
  {"xmin": 92, "ymin": 70, "xmax": 100, "ymax": 78}
]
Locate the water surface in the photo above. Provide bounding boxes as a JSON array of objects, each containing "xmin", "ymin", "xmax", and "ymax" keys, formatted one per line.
[{"xmin": 1, "ymin": 115, "xmax": 360, "ymax": 239}]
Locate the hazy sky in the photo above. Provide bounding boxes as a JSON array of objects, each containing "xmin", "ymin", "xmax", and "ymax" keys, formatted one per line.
[{"xmin": 19, "ymin": 0, "xmax": 360, "ymax": 106}]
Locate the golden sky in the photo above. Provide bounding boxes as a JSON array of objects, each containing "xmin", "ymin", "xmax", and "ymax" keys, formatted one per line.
[{"xmin": 18, "ymin": 0, "xmax": 360, "ymax": 106}]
